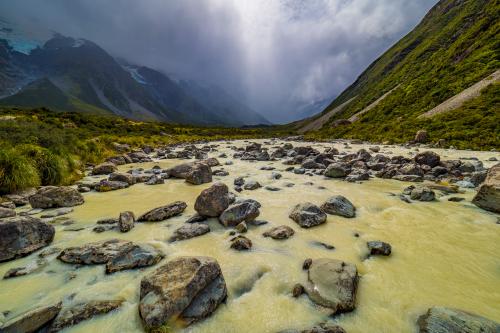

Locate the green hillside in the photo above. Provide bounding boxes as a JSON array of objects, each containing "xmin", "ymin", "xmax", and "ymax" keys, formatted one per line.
[{"xmin": 299, "ymin": 0, "xmax": 499, "ymax": 149}]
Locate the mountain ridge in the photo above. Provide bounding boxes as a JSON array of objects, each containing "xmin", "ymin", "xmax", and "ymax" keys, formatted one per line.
[
  {"xmin": 0, "ymin": 31, "xmax": 270, "ymax": 126},
  {"xmin": 294, "ymin": 0, "xmax": 499, "ymax": 149}
]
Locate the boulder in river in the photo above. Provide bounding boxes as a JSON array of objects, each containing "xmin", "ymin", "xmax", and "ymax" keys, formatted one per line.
[
  {"xmin": 0, "ymin": 216, "xmax": 55, "ymax": 262},
  {"xmin": 108, "ymin": 172, "xmax": 136, "ymax": 185},
  {"xmin": 185, "ymin": 163, "xmax": 213, "ymax": 185},
  {"xmin": 302, "ymin": 258, "xmax": 358, "ymax": 315},
  {"xmin": 289, "ymin": 203, "xmax": 327, "ymax": 228},
  {"xmin": 106, "ymin": 244, "xmax": 164, "ymax": 274},
  {"xmin": 262, "ymin": 225, "xmax": 295, "ymax": 240},
  {"xmin": 219, "ymin": 200, "xmax": 260, "ymax": 227},
  {"xmin": 417, "ymin": 307, "xmax": 500, "ymax": 333},
  {"xmin": 472, "ymin": 163, "xmax": 500, "ymax": 213},
  {"xmin": 29, "ymin": 186, "xmax": 84, "ymax": 209},
  {"xmin": 95, "ymin": 180, "xmax": 129, "ymax": 192},
  {"xmin": 139, "ymin": 256, "xmax": 227, "ymax": 329},
  {"xmin": 1, "ymin": 302, "xmax": 62, "ymax": 333},
  {"xmin": 0, "ymin": 207, "xmax": 16, "ymax": 218},
  {"xmin": 367, "ymin": 241, "xmax": 392, "ymax": 256},
  {"xmin": 118, "ymin": 211, "xmax": 135, "ymax": 232},
  {"xmin": 243, "ymin": 180, "xmax": 262, "ymax": 190},
  {"xmin": 194, "ymin": 182, "xmax": 231, "ymax": 217},
  {"xmin": 410, "ymin": 187, "xmax": 436, "ymax": 201},
  {"xmin": 320, "ymin": 195, "xmax": 356, "ymax": 218},
  {"xmin": 324, "ymin": 163, "xmax": 349, "ymax": 178},
  {"xmin": 414, "ymin": 151, "xmax": 440, "ymax": 167},
  {"xmin": 49, "ymin": 300, "xmax": 123, "ymax": 332},
  {"xmin": 169, "ymin": 223, "xmax": 210, "ymax": 242},
  {"xmin": 137, "ymin": 201, "xmax": 187, "ymax": 222},
  {"xmin": 57, "ymin": 239, "xmax": 164, "ymax": 274},
  {"xmin": 230, "ymin": 235, "xmax": 253, "ymax": 250},
  {"xmin": 91, "ymin": 162, "xmax": 117, "ymax": 175}
]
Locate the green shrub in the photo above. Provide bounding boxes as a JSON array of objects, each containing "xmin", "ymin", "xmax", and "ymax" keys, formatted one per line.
[
  {"xmin": 18, "ymin": 145, "xmax": 71, "ymax": 185},
  {"xmin": 0, "ymin": 147, "xmax": 40, "ymax": 194}
]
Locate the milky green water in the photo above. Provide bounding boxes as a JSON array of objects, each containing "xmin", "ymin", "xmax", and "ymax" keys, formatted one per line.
[{"xmin": 0, "ymin": 140, "xmax": 499, "ymax": 333}]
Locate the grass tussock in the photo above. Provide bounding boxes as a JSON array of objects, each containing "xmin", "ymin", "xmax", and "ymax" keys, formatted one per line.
[{"xmin": 0, "ymin": 148, "xmax": 40, "ymax": 194}]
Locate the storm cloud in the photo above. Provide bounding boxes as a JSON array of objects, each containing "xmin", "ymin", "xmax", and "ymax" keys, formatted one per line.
[{"xmin": 0, "ymin": 0, "xmax": 437, "ymax": 122}]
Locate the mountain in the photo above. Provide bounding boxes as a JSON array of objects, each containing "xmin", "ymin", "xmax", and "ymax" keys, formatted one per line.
[
  {"xmin": 0, "ymin": 30, "xmax": 269, "ymax": 126},
  {"xmin": 178, "ymin": 80, "xmax": 270, "ymax": 126},
  {"xmin": 295, "ymin": 0, "xmax": 499, "ymax": 148}
]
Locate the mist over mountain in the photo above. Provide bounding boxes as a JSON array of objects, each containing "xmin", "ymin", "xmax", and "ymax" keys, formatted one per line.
[
  {"xmin": 0, "ymin": 0, "xmax": 438, "ymax": 123},
  {"xmin": 0, "ymin": 29, "xmax": 269, "ymax": 126}
]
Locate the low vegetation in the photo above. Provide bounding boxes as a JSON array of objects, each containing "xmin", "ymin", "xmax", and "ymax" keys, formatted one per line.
[
  {"xmin": 0, "ymin": 107, "xmax": 292, "ymax": 194},
  {"xmin": 301, "ymin": 0, "xmax": 499, "ymax": 149},
  {"xmin": 306, "ymin": 83, "xmax": 500, "ymax": 150}
]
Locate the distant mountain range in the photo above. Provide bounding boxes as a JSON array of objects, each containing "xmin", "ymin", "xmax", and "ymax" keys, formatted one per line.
[{"xmin": 0, "ymin": 30, "xmax": 270, "ymax": 126}]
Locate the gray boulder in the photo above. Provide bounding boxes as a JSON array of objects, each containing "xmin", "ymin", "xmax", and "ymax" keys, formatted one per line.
[
  {"xmin": 219, "ymin": 200, "xmax": 260, "ymax": 227},
  {"xmin": 0, "ymin": 207, "xmax": 16, "ymax": 218},
  {"xmin": 49, "ymin": 300, "xmax": 123, "ymax": 332},
  {"xmin": 302, "ymin": 258, "xmax": 358, "ymax": 314},
  {"xmin": 320, "ymin": 195, "xmax": 356, "ymax": 218},
  {"xmin": 324, "ymin": 163, "xmax": 349, "ymax": 178},
  {"xmin": 95, "ymin": 180, "xmax": 129, "ymax": 192},
  {"xmin": 243, "ymin": 180, "xmax": 261, "ymax": 190},
  {"xmin": 138, "ymin": 201, "xmax": 187, "ymax": 222},
  {"xmin": 194, "ymin": 182, "xmax": 231, "ymax": 217},
  {"xmin": 417, "ymin": 307, "xmax": 500, "ymax": 333},
  {"xmin": 57, "ymin": 239, "xmax": 164, "ymax": 274},
  {"xmin": 91, "ymin": 162, "xmax": 117, "ymax": 175},
  {"xmin": 169, "ymin": 223, "xmax": 210, "ymax": 242},
  {"xmin": 289, "ymin": 203, "xmax": 327, "ymax": 228},
  {"xmin": 1, "ymin": 302, "xmax": 62, "ymax": 333},
  {"xmin": 472, "ymin": 163, "xmax": 500, "ymax": 213},
  {"xmin": 29, "ymin": 186, "xmax": 84, "ymax": 209},
  {"xmin": 410, "ymin": 187, "xmax": 436, "ymax": 201},
  {"xmin": 262, "ymin": 225, "xmax": 295, "ymax": 240},
  {"xmin": 367, "ymin": 241, "xmax": 392, "ymax": 256},
  {"xmin": 139, "ymin": 256, "xmax": 227, "ymax": 329},
  {"xmin": 230, "ymin": 235, "xmax": 252, "ymax": 250},
  {"xmin": 118, "ymin": 211, "xmax": 135, "ymax": 232},
  {"xmin": 414, "ymin": 151, "xmax": 440, "ymax": 167},
  {"xmin": 108, "ymin": 172, "xmax": 136, "ymax": 185},
  {"xmin": 0, "ymin": 216, "xmax": 55, "ymax": 262},
  {"xmin": 185, "ymin": 163, "xmax": 213, "ymax": 185},
  {"xmin": 106, "ymin": 244, "xmax": 164, "ymax": 274}
]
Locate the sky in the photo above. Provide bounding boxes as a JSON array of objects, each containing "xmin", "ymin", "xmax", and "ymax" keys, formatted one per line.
[{"xmin": 0, "ymin": 0, "xmax": 438, "ymax": 123}]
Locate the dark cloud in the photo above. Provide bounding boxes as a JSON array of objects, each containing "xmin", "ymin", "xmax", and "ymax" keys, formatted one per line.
[{"xmin": 0, "ymin": 0, "xmax": 437, "ymax": 122}]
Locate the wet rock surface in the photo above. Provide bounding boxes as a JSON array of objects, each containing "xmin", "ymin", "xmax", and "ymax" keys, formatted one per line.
[
  {"xmin": 367, "ymin": 241, "xmax": 392, "ymax": 256},
  {"xmin": 230, "ymin": 235, "xmax": 253, "ymax": 250},
  {"xmin": 417, "ymin": 307, "xmax": 500, "ymax": 333},
  {"xmin": 219, "ymin": 200, "xmax": 261, "ymax": 227},
  {"xmin": 320, "ymin": 195, "xmax": 356, "ymax": 218},
  {"xmin": 137, "ymin": 201, "xmax": 187, "ymax": 222},
  {"xmin": 0, "ymin": 216, "xmax": 55, "ymax": 262},
  {"xmin": 1, "ymin": 302, "xmax": 62, "ymax": 333},
  {"xmin": 49, "ymin": 300, "xmax": 123, "ymax": 332},
  {"xmin": 169, "ymin": 223, "xmax": 210, "ymax": 242},
  {"xmin": 289, "ymin": 203, "xmax": 327, "ymax": 228},
  {"xmin": 301, "ymin": 258, "xmax": 358, "ymax": 315},
  {"xmin": 139, "ymin": 256, "xmax": 227, "ymax": 329},
  {"xmin": 262, "ymin": 225, "xmax": 295, "ymax": 239},
  {"xmin": 29, "ymin": 186, "xmax": 84, "ymax": 209},
  {"xmin": 472, "ymin": 163, "xmax": 499, "ymax": 213},
  {"xmin": 57, "ymin": 239, "xmax": 164, "ymax": 274},
  {"xmin": 194, "ymin": 182, "xmax": 232, "ymax": 217}
]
